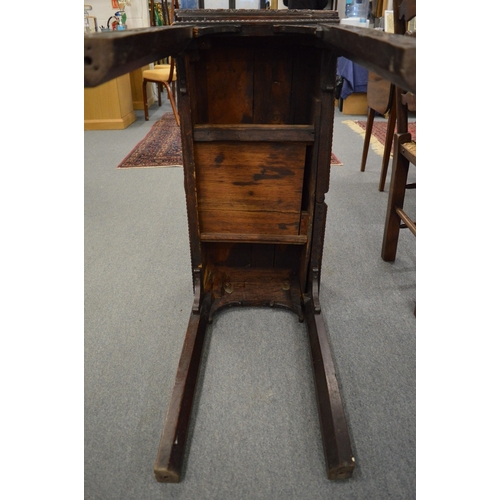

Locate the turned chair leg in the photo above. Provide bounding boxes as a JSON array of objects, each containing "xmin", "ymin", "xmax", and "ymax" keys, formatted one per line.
[
  {"xmin": 143, "ymin": 79, "xmax": 149, "ymax": 121},
  {"xmin": 381, "ymin": 132, "xmax": 411, "ymax": 261},
  {"xmin": 360, "ymin": 107, "xmax": 375, "ymax": 172},
  {"xmin": 142, "ymin": 78, "xmax": 180, "ymax": 125},
  {"xmin": 163, "ymin": 82, "xmax": 180, "ymax": 126},
  {"xmin": 378, "ymin": 99, "xmax": 397, "ymax": 192},
  {"xmin": 157, "ymin": 83, "xmax": 162, "ymax": 107}
]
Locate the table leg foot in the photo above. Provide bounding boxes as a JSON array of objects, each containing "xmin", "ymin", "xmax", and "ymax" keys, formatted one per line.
[{"xmin": 304, "ymin": 298, "xmax": 355, "ymax": 480}]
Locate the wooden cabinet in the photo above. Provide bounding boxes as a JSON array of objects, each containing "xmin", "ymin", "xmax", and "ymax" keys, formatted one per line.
[
  {"xmin": 84, "ymin": 73, "xmax": 136, "ymax": 130},
  {"xmin": 129, "ymin": 66, "xmax": 155, "ymax": 110}
]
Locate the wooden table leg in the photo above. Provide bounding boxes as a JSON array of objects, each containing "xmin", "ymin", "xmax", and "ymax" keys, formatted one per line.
[
  {"xmin": 154, "ymin": 296, "xmax": 210, "ymax": 483},
  {"xmin": 304, "ymin": 298, "xmax": 355, "ymax": 480}
]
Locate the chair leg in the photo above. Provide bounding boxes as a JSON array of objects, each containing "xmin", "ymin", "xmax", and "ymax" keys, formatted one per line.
[
  {"xmin": 381, "ymin": 132, "xmax": 412, "ymax": 261},
  {"xmin": 360, "ymin": 107, "xmax": 375, "ymax": 172},
  {"xmin": 163, "ymin": 82, "xmax": 181, "ymax": 126},
  {"xmin": 143, "ymin": 80, "xmax": 149, "ymax": 121},
  {"xmin": 378, "ymin": 99, "xmax": 397, "ymax": 192},
  {"xmin": 157, "ymin": 83, "xmax": 162, "ymax": 107}
]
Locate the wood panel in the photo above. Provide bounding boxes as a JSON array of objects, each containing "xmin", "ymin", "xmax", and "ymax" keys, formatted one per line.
[
  {"xmin": 202, "ymin": 242, "xmax": 303, "ymax": 272},
  {"xmin": 199, "ymin": 212, "xmax": 302, "ymax": 236},
  {"xmin": 203, "ymin": 242, "xmax": 253, "ymax": 269},
  {"xmin": 253, "ymin": 47, "xmax": 293, "ymax": 124},
  {"xmin": 205, "ymin": 47, "xmax": 254, "ymax": 124},
  {"xmin": 195, "ymin": 141, "xmax": 306, "ymax": 213},
  {"xmin": 195, "ymin": 141, "xmax": 306, "ymax": 235},
  {"xmin": 208, "ymin": 267, "xmax": 294, "ymax": 305},
  {"xmin": 193, "ymin": 42, "xmax": 320, "ymax": 126},
  {"xmin": 291, "ymin": 47, "xmax": 320, "ymax": 124}
]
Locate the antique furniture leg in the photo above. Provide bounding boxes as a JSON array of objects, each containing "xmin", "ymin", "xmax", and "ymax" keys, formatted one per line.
[
  {"xmin": 304, "ymin": 295, "xmax": 355, "ymax": 479},
  {"xmin": 142, "ymin": 79, "xmax": 150, "ymax": 121},
  {"xmin": 360, "ymin": 72, "xmax": 395, "ymax": 191},
  {"xmin": 381, "ymin": 131, "xmax": 412, "ymax": 261},
  {"xmin": 143, "ymin": 68, "xmax": 181, "ymax": 125},
  {"xmin": 360, "ymin": 106, "xmax": 375, "ymax": 173},
  {"xmin": 162, "ymin": 80, "xmax": 180, "ymax": 125},
  {"xmin": 378, "ymin": 97, "xmax": 397, "ymax": 192},
  {"xmin": 154, "ymin": 292, "xmax": 211, "ymax": 483},
  {"xmin": 360, "ymin": 102, "xmax": 396, "ymax": 192}
]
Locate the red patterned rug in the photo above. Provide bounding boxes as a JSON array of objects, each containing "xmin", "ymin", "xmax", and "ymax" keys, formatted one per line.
[
  {"xmin": 118, "ymin": 114, "xmax": 183, "ymax": 168},
  {"xmin": 354, "ymin": 120, "xmax": 416, "ymax": 153},
  {"xmin": 118, "ymin": 113, "xmax": 342, "ymax": 168}
]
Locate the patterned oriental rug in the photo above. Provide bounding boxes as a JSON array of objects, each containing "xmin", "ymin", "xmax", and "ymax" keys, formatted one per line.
[
  {"xmin": 345, "ymin": 119, "xmax": 416, "ymax": 157},
  {"xmin": 118, "ymin": 113, "xmax": 343, "ymax": 168},
  {"xmin": 118, "ymin": 114, "xmax": 183, "ymax": 168}
]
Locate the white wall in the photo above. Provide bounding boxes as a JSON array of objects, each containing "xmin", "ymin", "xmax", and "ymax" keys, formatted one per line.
[
  {"xmin": 85, "ymin": 0, "xmax": 150, "ymax": 31},
  {"xmin": 337, "ymin": 0, "xmax": 346, "ymax": 17}
]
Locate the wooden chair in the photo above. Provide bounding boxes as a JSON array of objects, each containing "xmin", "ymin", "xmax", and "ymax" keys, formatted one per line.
[
  {"xmin": 142, "ymin": 0, "xmax": 180, "ymax": 125},
  {"xmin": 142, "ymin": 60, "xmax": 180, "ymax": 125},
  {"xmin": 381, "ymin": 0, "xmax": 416, "ymax": 261},
  {"xmin": 360, "ymin": 72, "xmax": 396, "ymax": 192}
]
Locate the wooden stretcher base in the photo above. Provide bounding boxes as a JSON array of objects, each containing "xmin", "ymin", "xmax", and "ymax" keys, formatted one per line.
[{"xmin": 153, "ymin": 290, "xmax": 354, "ymax": 482}]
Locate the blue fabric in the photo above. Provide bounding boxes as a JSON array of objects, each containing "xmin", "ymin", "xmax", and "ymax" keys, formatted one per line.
[
  {"xmin": 337, "ymin": 57, "xmax": 368, "ymax": 99},
  {"xmin": 179, "ymin": 0, "xmax": 198, "ymax": 8}
]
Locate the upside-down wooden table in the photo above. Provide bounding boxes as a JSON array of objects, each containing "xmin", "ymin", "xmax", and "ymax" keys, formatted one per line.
[{"xmin": 84, "ymin": 9, "xmax": 415, "ymax": 483}]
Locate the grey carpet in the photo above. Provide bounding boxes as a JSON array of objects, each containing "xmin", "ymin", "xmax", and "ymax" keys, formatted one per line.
[{"xmin": 85, "ymin": 98, "xmax": 416, "ymax": 499}]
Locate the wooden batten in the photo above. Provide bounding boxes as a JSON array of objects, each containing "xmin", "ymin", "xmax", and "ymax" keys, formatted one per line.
[
  {"xmin": 200, "ymin": 233, "xmax": 308, "ymax": 245},
  {"xmin": 193, "ymin": 124, "xmax": 315, "ymax": 143}
]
